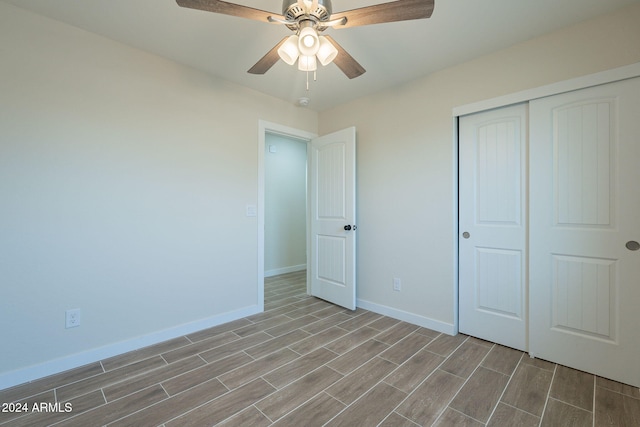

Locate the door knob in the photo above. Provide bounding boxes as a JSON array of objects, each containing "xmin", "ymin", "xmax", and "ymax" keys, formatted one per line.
[
  {"xmin": 344, "ymin": 225, "xmax": 352, "ymax": 231},
  {"xmin": 462, "ymin": 232, "xmax": 470, "ymax": 239},
  {"xmin": 626, "ymin": 241, "xmax": 640, "ymax": 251}
]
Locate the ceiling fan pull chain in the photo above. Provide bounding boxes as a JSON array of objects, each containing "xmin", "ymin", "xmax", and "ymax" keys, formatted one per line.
[
  {"xmin": 306, "ymin": 70, "xmax": 309, "ymax": 91},
  {"xmin": 314, "ymin": 70, "xmax": 317, "ymax": 82}
]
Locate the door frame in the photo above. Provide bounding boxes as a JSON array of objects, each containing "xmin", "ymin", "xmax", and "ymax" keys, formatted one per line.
[
  {"xmin": 452, "ymin": 62, "xmax": 640, "ymax": 338},
  {"xmin": 258, "ymin": 120, "xmax": 317, "ymax": 311}
]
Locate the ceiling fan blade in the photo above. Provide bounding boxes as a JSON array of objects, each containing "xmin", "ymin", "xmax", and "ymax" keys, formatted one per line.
[
  {"xmin": 324, "ymin": 36, "xmax": 366, "ymax": 79},
  {"xmin": 176, "ymin": 0, "xmax": 284, "ymax": 22},
  {"xmin": 247, "ymin": 37, "xmax": 288, "ymax": 75},
  {"xmin": 331, "ymin": 0, "xmax": 434, "ymax": 29}
]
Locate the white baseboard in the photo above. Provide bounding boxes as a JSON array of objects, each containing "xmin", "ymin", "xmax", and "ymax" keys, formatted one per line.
[
  {"xmin": 357, "ymin": 298, "xmax": 456, "ymax": 336},
  {"xmin": 264, "ymin": 264, "xmax": 306, "ymax": 277},
  {"xmin": 0, "ymin": 305, "xmax": 261, "ymax": 391}
]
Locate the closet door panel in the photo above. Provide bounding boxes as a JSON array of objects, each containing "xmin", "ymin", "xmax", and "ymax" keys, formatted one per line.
[
  {"xmin": 529, "ymin": 77, "xmax": 640, "ymax": 387},
  {"xmin": 459, "ymin": 103, "xmax": 528, "ymax": 351}
]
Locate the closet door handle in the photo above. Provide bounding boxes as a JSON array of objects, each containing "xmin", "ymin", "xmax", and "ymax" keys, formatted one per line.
[
  {"xmin": 344, "ymin": 225, "xmax": 352, "ymax": 231},
  {"xmin": 626, "ymin": 241, "xmax": 640, "ymax": 251},
  {"xmin": 462, "ymin": 232, "xmax": 470, "ymax": 239}
]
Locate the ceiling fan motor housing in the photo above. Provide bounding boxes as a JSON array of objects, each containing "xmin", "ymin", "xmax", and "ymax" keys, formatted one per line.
[{"xmin": 282, "ymin": 0, "xmax": 332, "ymax": 25}]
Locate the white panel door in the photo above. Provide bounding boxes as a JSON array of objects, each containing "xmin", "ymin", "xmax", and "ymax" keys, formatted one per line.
[
  {"xmin": 459, "ymin": 103, "xmax": 528, "ymax": 351},
  {"xmin": 530, "ymin": 77, "xmax": 640, "ymax": 387},
  {"xmin": 310, "ymin": 127, "xmax": 356, "ymax": 310}
]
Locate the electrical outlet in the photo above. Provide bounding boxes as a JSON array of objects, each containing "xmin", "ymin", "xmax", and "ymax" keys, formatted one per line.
[
  {"xmin": 393, "ymin": 278, "xmax": 401, "ymax": 292},
  {"xmin": 65, "ymin": 308, "xmax": 81, "ymax": 329}
]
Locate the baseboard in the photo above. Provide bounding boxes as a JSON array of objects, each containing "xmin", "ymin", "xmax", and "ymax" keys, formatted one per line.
[
  {"xmin": 357, "ymin": 298, "xmax": 456, "ymax": 336},
  {"xmin": 0, "ymin": 305, "xmax": 261, "ymax": 391},
  {"xmin": 264, "ymin": 264, "xmax": 306, "ymax": 277}
]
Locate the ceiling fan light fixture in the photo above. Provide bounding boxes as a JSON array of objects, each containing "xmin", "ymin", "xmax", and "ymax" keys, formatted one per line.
[
  {"xmin": 179, "ymin": 0, "xmax": 436, "ymax": 80},
  {"xmin": 298, "ymin": 54, "xmax": 317, "ymax": 72},
  {"xmin": 316, "ymin": 36, "xmax": 338, "ymax": 66},
  {"xmin": 298, "ymin": 25, "xmax": 320, "ymax": 56},
  {"xmin": 277, "ymin": 35, "xmax": 300, "ymax": 65}
]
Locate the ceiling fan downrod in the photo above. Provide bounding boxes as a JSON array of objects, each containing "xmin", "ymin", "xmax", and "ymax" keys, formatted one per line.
[{"xmin": 283, "ymin": 0, "xmax": 331, "ymax": 23}]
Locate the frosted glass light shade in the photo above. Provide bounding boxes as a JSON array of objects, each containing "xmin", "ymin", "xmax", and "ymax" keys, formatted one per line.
[
  {"xmin": 316, "ymin": 36, "xmax": 338, "ymax": 66},
  {"xmin": 278, "ymin": 35, "xmax": 299, "ymax": 65},
  {"xmin": 298, "ymin": 26, "xmax": 319, "ymax": 56},
  {"xmin": 298, "ymin": 55, "xmax": 317, "ymax": 71}
]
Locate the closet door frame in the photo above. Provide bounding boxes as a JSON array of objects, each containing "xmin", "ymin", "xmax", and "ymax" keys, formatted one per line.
[{"xmin": 451, "ymin": 62, "xmax": 640, "ymax": 335}]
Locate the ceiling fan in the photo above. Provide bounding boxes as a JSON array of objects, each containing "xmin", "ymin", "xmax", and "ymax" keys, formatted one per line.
[{"xmin": 176, "ymin": 0, "xmax": 435, "ymax": 79}]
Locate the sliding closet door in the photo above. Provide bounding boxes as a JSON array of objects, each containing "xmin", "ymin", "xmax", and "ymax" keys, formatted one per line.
[
  {"xmin": 459, "ymin": 103, "xmax": 528, "ymax": 351},
  {"xmin": 529, "ymin": 77, "xmax": 640, "ymax": 387}
]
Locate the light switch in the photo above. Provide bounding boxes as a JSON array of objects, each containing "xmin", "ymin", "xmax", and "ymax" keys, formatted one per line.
[{"xmin": 268, "ymin": 145, "xmax": 277, "ymax": 153}]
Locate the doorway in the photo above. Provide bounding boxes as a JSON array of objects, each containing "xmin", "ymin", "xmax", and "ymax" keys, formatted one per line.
[
  {"xmin": 257, "ymin": 121, "xmax": 316, "ymax": 311},
  {"xmin": 258, "ymin": 121, "xmax": 358, "ymax": 311},
  {"xmin": 264, "ymin": 132, "xmax": 308, "ymax": 279}
]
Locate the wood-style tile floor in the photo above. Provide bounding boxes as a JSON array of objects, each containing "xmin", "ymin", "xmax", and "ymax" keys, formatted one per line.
[{"xmin": 2, "ymin": 270, "xmax": 639, "ymax": 426}]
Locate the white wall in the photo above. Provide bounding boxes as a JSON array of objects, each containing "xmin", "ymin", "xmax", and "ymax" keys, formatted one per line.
[
  {"xmin": 0, "ymin": 2, "xmax": 317, "ymax": 387},
  {"xmin": 319, "ymin": 3, "xmax": 640, "ymax": 333},
  {"xmin": 264, "ymin": 133, "xmax": 307, "ymax": 276}
]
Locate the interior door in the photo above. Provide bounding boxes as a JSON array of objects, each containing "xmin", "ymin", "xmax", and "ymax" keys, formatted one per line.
[
  {"xmin": 310, "ymin": 127, "xmax": 357, "ymax": 310},
  {"xmin": 529, "ymin": 77, "xmax": 640, "ymax": 387},
  {"xmin": 459, "ymin": 103, "xmax": 528, "ymax": 351}
]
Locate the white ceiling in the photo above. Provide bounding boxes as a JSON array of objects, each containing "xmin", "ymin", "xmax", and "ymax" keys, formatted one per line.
[{"xmin": 4, "ymin": 0, "xmax": 638, "ymax": 111}]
